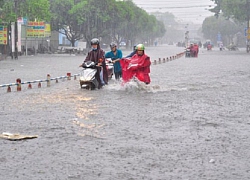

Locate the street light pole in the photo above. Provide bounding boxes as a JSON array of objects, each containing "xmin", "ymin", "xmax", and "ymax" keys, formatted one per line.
[
  {"xmin": 184, "ymin": 24, "xmax": 189, "ymax": 47},
  {"xmin": 247, "ymin": 0, "xmax": 250, "ymax": 53},
  {"xmin": 13, "ymin": 0, "xmax": 18, "ymax": 59}
]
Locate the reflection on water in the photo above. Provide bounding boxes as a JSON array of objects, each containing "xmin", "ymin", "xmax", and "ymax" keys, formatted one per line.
[
  {"xmin": 9, "ymin": 89, "xmax": 106, "ymax": 139},
  {"xmin": 74, "ymin": 95, "xmax": 106, "ymax": 138},
  {"xmin": 72, "ymin": 119, "xmax": 106, "ymax": 139}
]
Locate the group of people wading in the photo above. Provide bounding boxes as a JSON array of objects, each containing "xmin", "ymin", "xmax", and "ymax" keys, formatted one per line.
[
  {"xmin": 186, "ymin": 43, "xmax": 199, "ymax": 58},
  {"xmin": 79, "ymin": 38, "xmax": 151, "ymax": 89}
]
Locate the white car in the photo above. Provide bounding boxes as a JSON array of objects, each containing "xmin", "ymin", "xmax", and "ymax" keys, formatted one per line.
[{"xmin": 119, "ymin": 42, "xmax": 126, "ymax": 47}]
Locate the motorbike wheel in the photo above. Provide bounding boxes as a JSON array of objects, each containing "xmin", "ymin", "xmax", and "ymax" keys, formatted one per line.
[
  {"xmin": 92, "ymin": 79, "xmax": 99, "ymax": 90},
  {"xmin": 80, "ymin": 82, "xmax": 84, "ymax": 88},
  {"xmin": 90, "ymin": 83, "xmax": 95, "ymax": 90},
  {"xmin": 247, "ymin": 45, "xmax": 250, "ymax": 53},
  {"xmin": 80, "ymin": 82, "xmax": 91, "ymax": 89},
  {"xmin": 108, "ymin": 73, "xmax": 113, "ymax": 80}
]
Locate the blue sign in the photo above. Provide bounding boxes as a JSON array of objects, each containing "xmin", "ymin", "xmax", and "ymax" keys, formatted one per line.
[
  {"xmin": 23, "ymin": 17, "xmax": 28, "ymax": 25},
  {"xmin": 217, "ymin": 32, "xmax": 221, "ymax": 41},
  {"xmin": 245, "ymin": 27, "xmax": 249, "ymax": 37}
]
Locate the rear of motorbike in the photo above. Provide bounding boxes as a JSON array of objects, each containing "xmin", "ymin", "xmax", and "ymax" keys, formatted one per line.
[
  {"xmin": 79, "ymin": 61, "xmax": 99, "ymax": 90},
  {"xmin": 105, "ymin": 58, "xmax": 114, "ymax": 80},
  {"xmin": 185, "ymin": 49, "xmax": 191, "ymax": 57}
]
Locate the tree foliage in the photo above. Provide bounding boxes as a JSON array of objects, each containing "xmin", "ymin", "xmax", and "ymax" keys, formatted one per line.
[
  {"xmin": 210, "ymin": 0, "xmax": 250, "ymax": 22},
  {"xmin": 50, "ymin": 0, "xmax": 88, "ymax": 46},
  {"xmin": 0, "ymin": 0, "xmax": 166, "ymax": 47},
  {"xmin": 210, "ymin": 0, "xmax": 222, "ymax": 18},
  {"xmin": 1, "ymin": 0, "xmax": 51, "ymax": 22},
  {"xmin": 50, "ymin": 0, "xmax": 165, "ymax": 47},
  {"xmin": 202, "ymin": 15, "xmax": 244, "ymax": 44}
]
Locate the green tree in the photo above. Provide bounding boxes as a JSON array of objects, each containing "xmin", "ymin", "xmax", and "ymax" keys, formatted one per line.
[
  {"xmin": 19, "ymin": 0, "xmax": 51, "ymax": 21},
  {"xmin": 202, "ymin": 15, "xmax": 244, "ymax": 45},
  {"xmin": 115, "ymin": 0, "xmax": 141, "ymax": 46},
  {"xmin": 1, "ymin": 0, "xmax": 51, "ymax": 22},
  {"xmin": 50, "ymin": 0, "xmax": 87, "ymax": 47},
  {"xmin": 0, "ymin": 0, "xmax": 4, "ymax": 23},
  {"xmin": 210, "ymin": 0, "xmax": 249, "ymax": 22},
  {"xmin": 80, "ymin": 0, "xmax": 114, "ymax": 46},
  {"xmin": 114, "ymin": 1, "xmax": 165, "ymax": 46},
  {"xmin": 5, "ymin": 0, "xmax": 165, "ymax": 49},
  {"xmin": 210, "ymin": 0, "xmax": 222, "ymax": 18},
  {"xmin": 108, "ymin": 0, "xmax": 136, "ymax": 47}
]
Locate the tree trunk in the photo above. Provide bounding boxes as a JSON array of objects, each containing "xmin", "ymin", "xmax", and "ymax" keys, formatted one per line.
[{"xmin": 71, "ymin": 39, "xmax": 75, "ymax": 47}]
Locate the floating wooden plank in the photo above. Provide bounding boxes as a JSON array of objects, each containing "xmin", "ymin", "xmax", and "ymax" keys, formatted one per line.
[{"xmin": 0, "ymin": 132, "xmax": 38, "ymax": 141}]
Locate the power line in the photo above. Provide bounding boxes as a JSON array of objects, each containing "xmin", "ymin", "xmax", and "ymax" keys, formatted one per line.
[
  {"xmin": 132, "ymin": 0, "xmax": 215, "ymax": 24},
  {"xmin": 140, "ymin": 5, "xmax": 214, "ymax": 9}
]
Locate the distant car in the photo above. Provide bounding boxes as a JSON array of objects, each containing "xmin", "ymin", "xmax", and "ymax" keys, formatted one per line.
[
  {"xmin": 102, "ymin": 43, "xmax": 108, "ymax": 49},
  {"xmin": 119, "ymin": 42, "xmax": 126, "ymax": 47}
]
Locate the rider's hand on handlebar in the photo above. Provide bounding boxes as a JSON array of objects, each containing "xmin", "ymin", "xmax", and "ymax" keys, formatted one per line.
[{"xmin": 112, "ymin": 58, "xmax": 120, "ymax": 63}]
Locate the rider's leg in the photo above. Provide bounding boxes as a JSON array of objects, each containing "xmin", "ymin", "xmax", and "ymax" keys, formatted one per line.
[{"xmin": 99, "ymin": 67, "xmax": 105, "ymax": 85}]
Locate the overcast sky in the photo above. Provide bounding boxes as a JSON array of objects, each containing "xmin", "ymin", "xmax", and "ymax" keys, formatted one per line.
[{"xmin": 132, "ymin": 0, "xmax": 216, "ymax": 24}]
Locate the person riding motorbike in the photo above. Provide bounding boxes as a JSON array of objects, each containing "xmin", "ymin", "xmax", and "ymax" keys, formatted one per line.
[
  {"xmin": 125, "ymin": 44, "xmax": 137, "ymax": 58},
  {"xmin": 187, "ymin": 43, "xmax": 195, "ymax": 57},
  {"xmin": 207, "ymin": 42, "xmax": 212, "ymax": 50},
  {"xmin": 193, "ymin": 43, "xmax": 199, "ymax": 57},
  {"xmin": 219, "ymin": 42, "xmax": 224, "ymax": 51},
  {"xmin": 79, "ymin": 38, "xmax": 108, "ymax": 89},
  {"xmin": 105, "ymin": 42, "xmax": 123, "ymax": 80},
  {"xmin": 120, "ymin": 44, "xmax": 151, "ymax": 84}
]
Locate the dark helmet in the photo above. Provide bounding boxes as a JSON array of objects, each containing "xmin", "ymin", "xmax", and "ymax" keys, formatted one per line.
[
  {"xmin": 91, "ymin": 38, "xmax": 99, "ymax": 45},
  {"xmin": 133, "ymin": 44, "xmax": 137, "ymax": 51},
  {"xmin": 110, "ymin": 42, "xmax": 117, "ymax": 49}
]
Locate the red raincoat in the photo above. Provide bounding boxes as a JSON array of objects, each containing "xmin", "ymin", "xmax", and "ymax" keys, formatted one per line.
[
  {"xmin": 193, "ymin": 44, "xmax": 199, "ymax": 57},
  {"xmin": 120, "ymin": 53, "xmax": 151, "ymax": 84}
]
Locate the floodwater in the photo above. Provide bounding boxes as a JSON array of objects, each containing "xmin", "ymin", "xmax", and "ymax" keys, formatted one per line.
[{"xmin": 0, "ymin": 45, "xmax": 250, "ymax": 180}]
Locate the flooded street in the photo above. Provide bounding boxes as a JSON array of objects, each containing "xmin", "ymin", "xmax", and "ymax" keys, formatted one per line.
[{"xmin": 0, "ymin": 45, "xmax": 250, "ymax": 180}]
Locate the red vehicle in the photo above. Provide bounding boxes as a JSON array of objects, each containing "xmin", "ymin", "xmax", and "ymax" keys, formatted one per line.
[{"xmin": 207, "ymin": 44, "xmax": 212, "ymax": 50}]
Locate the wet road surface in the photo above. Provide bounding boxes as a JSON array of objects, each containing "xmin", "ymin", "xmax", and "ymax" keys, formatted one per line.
[{"xmin": 0, "ymin": 45, "xmax": 250, "ymax": 180}]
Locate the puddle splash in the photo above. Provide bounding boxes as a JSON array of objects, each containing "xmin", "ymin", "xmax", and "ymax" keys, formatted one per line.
[{"xmin": 106, "ymin": 79, "xmax": 161, "ymax": 93}]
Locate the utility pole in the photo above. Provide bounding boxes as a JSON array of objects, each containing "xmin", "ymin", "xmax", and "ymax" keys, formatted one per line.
[
  {"xmin": 12, "ymin": 0, "xmax": 18, "ymax": 59},
  {"xmin": 184, "ymin": 24, "xmax": 189, "ymax": 48},
  {"xmin": 247, "ymin": 0, "xmax": 250, "ymax": 53},
  {"xmin": 185, "ymin": 31, "xmax": 189, "ymax": 48}
]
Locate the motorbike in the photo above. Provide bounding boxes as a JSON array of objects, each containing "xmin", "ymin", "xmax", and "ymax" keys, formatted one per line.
[
  {"xmin": 105, "ymin": 58, "xmax": 114, "ymax": 80},
  {"xmin": 79, "ymin": 61, "xmax": 99, "ymax": 90},
  {"xmin": 185, "ymin": 48, "xmax": 192, "ymax": 57},
  {"xmin": 227, "ymin": 44, "xmax": 239, "ymax": 51},
  {"xmin": 207, "ymin": 44, "xmax": 212, "ymax": 50}
]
